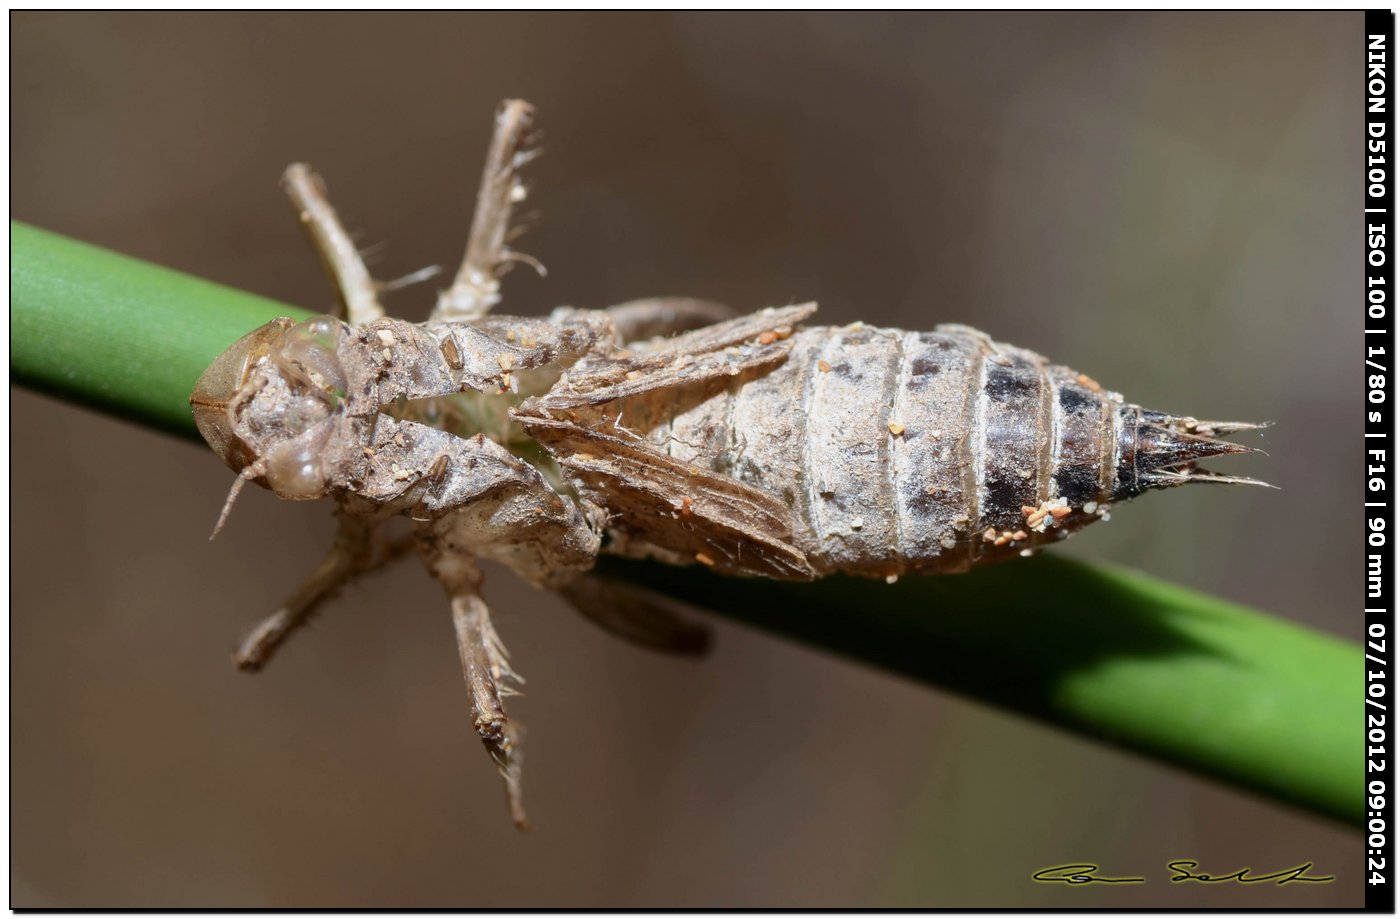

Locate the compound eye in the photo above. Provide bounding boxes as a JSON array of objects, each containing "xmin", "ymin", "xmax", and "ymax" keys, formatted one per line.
[
  {"xmin": 264, "ymin": 425, "xmax": 334, "ymax": 499},
  {"xmin": 275, "ymin": 316, "xmax": 348, "ymax": 399},
  {"xmin": 190, "ymin": 318, "xmax": 296, "ymax": 471}
]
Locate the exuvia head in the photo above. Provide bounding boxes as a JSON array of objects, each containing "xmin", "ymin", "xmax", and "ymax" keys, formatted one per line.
[{"xmin": 190, "ymin": 315, "xmax": 350, "ymax": 533}]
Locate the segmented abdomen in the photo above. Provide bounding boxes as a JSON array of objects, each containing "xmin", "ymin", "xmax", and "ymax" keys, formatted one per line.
[{"xmin": 642, "ymin": 323, "xmax": 1125, "ymax": 576}]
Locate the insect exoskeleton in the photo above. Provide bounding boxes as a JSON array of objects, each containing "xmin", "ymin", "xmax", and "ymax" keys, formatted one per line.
[
  {"xmin": 191, "ymin": 99, "xmax": 1267, "ymax": 829},
  {"xmin": 550, "ymin": 318, "xmax": 1267, "ymax": 579}
]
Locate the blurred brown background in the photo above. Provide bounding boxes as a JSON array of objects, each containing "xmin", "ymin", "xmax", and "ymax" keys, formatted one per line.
[{"xmin": 12, "ymin": 11, "xmax": 1360, "ymax": 907}]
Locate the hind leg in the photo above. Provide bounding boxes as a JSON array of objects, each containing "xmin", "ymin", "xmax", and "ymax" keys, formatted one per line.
[
  {"xmin": 601, "ymin": 298, "xmax": 734, "ymax": 344},
  {"xmin": 558, "ymin": 574, "xmax": 711, "ymax": 657}
]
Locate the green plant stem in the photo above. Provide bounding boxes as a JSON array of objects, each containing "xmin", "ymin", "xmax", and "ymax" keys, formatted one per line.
[
  {"xmin": 12, "ymin": 221, "xmax": 312, "ymax": 438},
  {"xmin": 11, "ymin": 219, "xmax": 1361, "ymax": 825}
]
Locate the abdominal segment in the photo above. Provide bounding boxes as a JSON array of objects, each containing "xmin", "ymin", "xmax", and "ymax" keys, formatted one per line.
[{"xmin": 633, "ymin": 324, "xmax": 1142, "ymax": 577}]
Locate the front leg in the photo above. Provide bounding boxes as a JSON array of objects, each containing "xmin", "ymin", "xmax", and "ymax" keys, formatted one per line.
[
  {"xmin": 233, "ymin": 509, "xmax": 410, "ymax": 671},
  {"xmin": 281, "ymin": 164, "xmax": 387, "ymax": 327}
]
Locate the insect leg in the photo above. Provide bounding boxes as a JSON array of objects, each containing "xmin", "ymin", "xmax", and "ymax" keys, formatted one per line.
[
  {"xmin": 599, "ymin": 298, "xmax": 735, "ymax": 345},
  {"xmin": 434, "ymin": 99, "xmax": 540, "ymax": 321},
  {"xmin": 282, "ymin": 164, "xmax": 387, "ymax": 327},
  {"xmin": 529, "ymin": 302, "xmax": 818, "ymax": 411},
  {"xmin": 558, "ymin": 574, "xmax": 711, "ymax": 656},
  {"xmin": 233, "ymin": 511, "xmax": 407, "ymax": 671},
  {"xmin": 421, "ymin": 550, "xmax": 530, "ymax": 829}
]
